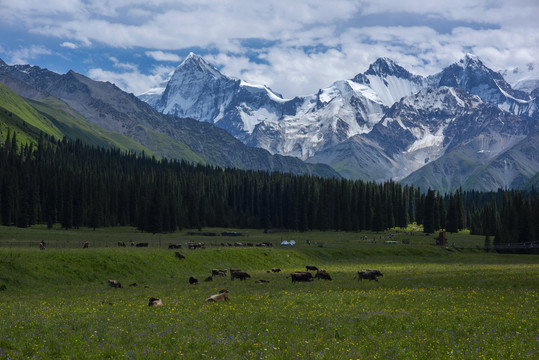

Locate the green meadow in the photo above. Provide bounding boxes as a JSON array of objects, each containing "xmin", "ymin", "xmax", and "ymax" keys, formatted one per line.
[{"xmin": 0, "ymin": 226, "xmax": 537, "ymax": 359}]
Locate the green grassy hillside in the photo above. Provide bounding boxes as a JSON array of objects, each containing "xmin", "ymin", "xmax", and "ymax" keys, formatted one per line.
[
  {"xmin": 0, "ymin": 84, "xmax": 64, "ymax": 145},
  {"xmin": 0, "ymin": 83, "xmax": 207, "ymax": 163},
  {"xmin": 0, "ymin": 225, "xmax": 532, "ymax": 291}
]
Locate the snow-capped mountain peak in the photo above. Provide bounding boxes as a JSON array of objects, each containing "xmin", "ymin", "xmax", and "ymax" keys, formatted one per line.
[
  {"xmin": 364, "ymin": 57, "xmax": 413, "ymax": 79},
  {"xmin": 352, "ymin": 57, "xmax": 426, "ymax": 107},
  {"xmin": 458, "ymin": 53, "xmax": 482, "ymax": 68},
  {"xmin": 176, "ymin": 52, "xmax": 225, "ymax": 80}
]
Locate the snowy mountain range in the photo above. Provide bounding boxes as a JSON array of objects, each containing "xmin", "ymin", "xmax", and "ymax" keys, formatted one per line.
[
  {"xmin": 140, "ymin": 53, "xmax": 538, "ymax": 192},
  {"xmin": 0, "ymin": 58, "xmax": 339, "ymax": 178}
]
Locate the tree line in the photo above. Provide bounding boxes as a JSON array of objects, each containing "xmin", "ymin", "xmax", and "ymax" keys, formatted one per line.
[{"xmin": 0, "ymin": 131, "xmax": 537, "ymax": 246}]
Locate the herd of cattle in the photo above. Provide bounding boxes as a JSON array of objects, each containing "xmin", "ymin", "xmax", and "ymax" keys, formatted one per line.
[
  {"xmin": 107, "ymin": 262, "xmax": 384, "ymax": 307},
  {"xmin": 80, "ymin": 241, "xmax": 273, "ymax": 249}
]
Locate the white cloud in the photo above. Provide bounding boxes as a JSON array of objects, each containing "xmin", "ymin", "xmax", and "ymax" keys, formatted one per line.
[
  {"xmin": 9, "ymin": 45, "xmax": 52, "ymax": 64},
  {"xmin": 106, "ymin": 57, "xmax": 137, "ymax": 72},
  {"xmin": 60, "ymin": 41, "xmax": 78, "ymax": 49},
  {"xmin": 145, "ymin": 51, "xmax": 181, "ymax": 62},
  {"xmin": 2, "ymin": 0, "xmax": 537, "ymax": 96},
  {"xmin": 88, "ymin": 64, "xmax": 174, "ymax": 96}
]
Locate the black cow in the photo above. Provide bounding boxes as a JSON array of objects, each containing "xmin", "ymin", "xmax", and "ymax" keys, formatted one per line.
[
  {"xmin": 136, "ymin": 242, "xmax": 149, "ymax": 247},
  {"xmin": 175, "ymin": 251, "xmax": 185, "ymax": 260},
  {"xmin": 356, "ymin": 269, "xmax": 383, "ymax": 281},
  {"xmin": 204, "ymin": 276, "xmax": 213, "ymax": 282},
  {"xmin": 306, "ymin": 265, "xmax": 318, "ymax": 271},
  {"xmin": 118, "ymin": 241, "xmax": 126, "ymax": 247},
  {"xmin": 231, "ymin": 271, "xmax": 251, "ymax": 281},
  {"xmin": 168, "ymin": 244, "xmax": 182, "ymax": 249},
  {"xmin": 189, "ymin": 276, "xmax": 198, "ymax": 285},
  {"xmin": 289, "ymin": 271, "xmax": 314, "ymax": 283},
  {"xmin": 271, "ymin": 268, "xmax": 281, "ymax": 273},
  {"xmin": 83, "ymin": 242, "xmax": 89, "ymax": 249},
  {"xmin": 315, "ymin": 270, "xmax": 332, "ymax": 280}
]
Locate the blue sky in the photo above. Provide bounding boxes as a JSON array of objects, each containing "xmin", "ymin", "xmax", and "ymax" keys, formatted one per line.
[{"xmin": 1, "ymin": 0, "xmax": 538, "ymax": 98}]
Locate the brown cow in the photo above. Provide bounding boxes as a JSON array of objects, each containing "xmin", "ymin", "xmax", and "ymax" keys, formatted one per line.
[
  {"xmin": 108, "ymin": 280, "xmax": 122, "ymax": 288},
  {"xmin": 315, "ymin": 270, "xmax": 332, "ymax": 281},
  {"xmin": 212, "ymin": 269, "xmax": 227, "ymax": 277},
  {"xmin": 289, "ymin": 271, "xmax": 314, "ymax": 283},
  {"xmin": 148, "ymin": 297, "xmax": 163, "ymax": 306},
  {"xmin": 206, "ymin": 290, "xmax": 229, "ymax": 302}
]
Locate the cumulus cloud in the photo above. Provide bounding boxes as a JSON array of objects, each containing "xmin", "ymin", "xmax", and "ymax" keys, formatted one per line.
[
  {"xmin": 145, "ymin": 51, "xmax": 181, "ymax": 62},
  {"xmin": 9, "ymin": 45, "xmax": 52, "ymax": 64},
  {"xmin": 88, "ymin": 64, "xmax": 174, "ymax": 96},
  {"xmin": 1, "ymin": 0, "xmax": 537, "ymax": 96},
  {"xmin": 60, "ymin": 41, "xmax": 78, "ymax": 49}
]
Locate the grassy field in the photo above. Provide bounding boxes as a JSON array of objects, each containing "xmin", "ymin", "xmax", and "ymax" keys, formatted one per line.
[{"xmin": 0, "ymin": 226, "xmax": 537, "ymax": 359}]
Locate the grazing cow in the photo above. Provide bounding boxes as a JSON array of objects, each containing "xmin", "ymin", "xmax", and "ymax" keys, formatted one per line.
[
  {"xmin": 306, "ymin": 265, "xmax": 318, "ymax": 271},
  {"xmin": 118, "ymin": 241, "xmax": 126, "ymax": 247},
  {"xmin": 212, "ymin": 269, "xmax": 227, "ymax": 277},
  {"xmin": 108, "ymin": 280, "xmax": 122, "ymax": 288},
  {"xmin": 315, "ymin": 270, "xmax": 332, "ymax": 281},
  {"xmin": 255, "ymin": 279, "xmax": 270, "ymax": 284},
  {"xmin": 231, "ymin": 271, "xmax": 251, "ymax": 281},
  {"xmin": 187, "ymin": 242, "xmax": 205, "ymax": 249},
  {"xmin": 204, "ymin": 276, "xmax": 213, "ymax": 282},
  {"xmin": 83, "ymin": 242, "xmax": 89, "ymax": 249},
  {"xmin": 189, "ymin": 276, "xmax": 198, "ymax": 285},
  {"xmin": 206, "ymin": 290, "xmax": 229, "ymax": 302},
  {"xmin": 168, "ymin": 243, "xmax": 182, "ymax": 249},
  {"xmin": 136, "ymin": 242, "xmax": 149, "ymax": 247},
  {"xmin": 356, "ymin": 269, "xmax": 383, "ymax": 281},
  {"xmin": 289, "ymin": 271, "xmax": 314, "ymax": 283},
  {"xmin": 175, "ymin": 251, "xmax": 185, "ymax": 260},
  {"xmin": 129, "ymin": 282, "xmax": 138, "ymax": 287},
  {"xmin": 271, "ymin": 268, "xmax": 282, "ymax": 273},
  {"xmin": 148, "ymin": 297, "xmax": 163, "ymax": 306}
]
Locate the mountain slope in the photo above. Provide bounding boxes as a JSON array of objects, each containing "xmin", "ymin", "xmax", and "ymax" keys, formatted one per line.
[
  {"xmin": 0, "ymin": 83, "xmax": 64, "ymax": 140},
  {"xmin": 309, "ymin": 86, "xmax": 535, "ymax": 191}
]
